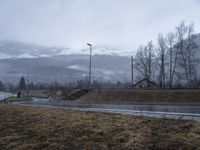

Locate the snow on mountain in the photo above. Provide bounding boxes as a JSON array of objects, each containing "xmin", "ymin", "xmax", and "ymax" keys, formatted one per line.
[
  {"xmin": 79, "ymin": 47, "xmax": 133, "ymax": 56},
  {"xmin": 1, "ymin": 33, "xmax": 200, "ymax": 60},
  {"xmin": 16, "ymin": 53, "xmax": 37, "ymax": 59},
  {"xmin": 67, "ymin": 65, "xmax": 88, "ymax": 72},
  {"xmin": 0, "ymin": 52, "xmax": 12, "ymax": 59},
  {"xmin": 0, "ymin": 41, "xmax": 63, "ymax": 59},
  {"xmin": 0, "ymin": 40, "xmax": 136, "ymax": 60},
  {"xmin": 57, "ymin": 47, "xmax": 133, "ymax": 56}
]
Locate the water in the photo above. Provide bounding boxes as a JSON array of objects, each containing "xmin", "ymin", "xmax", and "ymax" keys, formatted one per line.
[{"xmin": 0, "ymin": 92, "xmax": 15, "ymax": 101}]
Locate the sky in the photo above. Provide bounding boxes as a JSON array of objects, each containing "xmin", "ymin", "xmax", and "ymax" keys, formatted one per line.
[{"xmin": 0, "ymin": 0, "xmax": 200, "ymax": 53}]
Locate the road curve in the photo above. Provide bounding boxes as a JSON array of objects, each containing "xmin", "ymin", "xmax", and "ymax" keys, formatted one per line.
[{"xmin": 14, "ymin": 98, "xmax": 200, "ymax": 122}]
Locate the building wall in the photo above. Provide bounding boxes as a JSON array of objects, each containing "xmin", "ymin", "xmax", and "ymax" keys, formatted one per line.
[{"xmin": 135, "ymin": 80, "xmax": 149, "ymax": 88}]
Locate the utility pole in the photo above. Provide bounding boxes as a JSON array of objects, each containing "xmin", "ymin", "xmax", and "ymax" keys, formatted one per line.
[
  {"xmin": 87, "ymin": 43, "xmax": 92, "ymax": 90},
  {"xmin": 26, "ymin": 69, "xmax": 30, "ymax": 96},
  {"xmin": 131, "ymin": 55, "xmax": 134, "ymax": 86}
]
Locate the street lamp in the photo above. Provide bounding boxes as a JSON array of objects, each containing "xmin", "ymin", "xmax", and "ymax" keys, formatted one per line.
[
  {"xmin": 131, "ymin": 55, "xmax": 134, "ymax": 86},
  {"xmin": 87, "ymin": 43, "xmax": 92, "ymax": 90}
]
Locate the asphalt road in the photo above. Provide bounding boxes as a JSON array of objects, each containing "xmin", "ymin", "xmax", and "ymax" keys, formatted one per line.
[{"xmin": 14, "ymin": 98, "xmax": 200, "ymax": 122}]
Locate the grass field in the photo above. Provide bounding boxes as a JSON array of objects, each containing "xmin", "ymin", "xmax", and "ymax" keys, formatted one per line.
[
  {"xmin": 1, "ymin": 104, "xmax": 200, "ymax": 150},
  {"xmin": 1, "ymin": 97, "xmax": 32, "ymax": 103},
  {"xmin": 77, "ymin": 89, "xmax": 200, "ymax": 104}
]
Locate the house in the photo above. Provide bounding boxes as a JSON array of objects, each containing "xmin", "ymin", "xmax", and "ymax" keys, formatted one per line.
[
  {"xmin": 55, "ymin": 90, "xmax": 63, "ymax": 100},
  {"xmin": 17, "ymin": 90, "xmax": 29, "ymax": 98},
  {"xmin": 132, "ymin": 78, "xmax": 156, "ymax": 89}
]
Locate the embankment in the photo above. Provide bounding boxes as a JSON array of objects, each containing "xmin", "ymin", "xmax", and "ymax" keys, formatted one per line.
[{"xmin": 76, "ymin": 89, "xmax": 200, "ymax": 104}]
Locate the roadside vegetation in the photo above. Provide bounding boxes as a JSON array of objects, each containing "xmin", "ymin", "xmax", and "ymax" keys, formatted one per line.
[
  {"xmin": 0, "ymin": 104, "xmax": 200, "ymax": 150},
  {"xmin": 1, "ymin": 97, "xmax": 32, "ymax": 103},
  {"xmin": 77, "ymin": 89, "xmax": 200, "ymax": 104}
]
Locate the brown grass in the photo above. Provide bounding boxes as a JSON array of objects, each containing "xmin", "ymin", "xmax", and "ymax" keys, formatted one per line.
[
  {"xmin": 77, "ymin": 89, "xmax": 200, "ymax": 104},
  {"xmin": 1, "ymin": 104, "xmax": 200, "ymax": 149}
]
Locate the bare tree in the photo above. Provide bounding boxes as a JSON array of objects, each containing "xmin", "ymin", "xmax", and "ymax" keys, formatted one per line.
[
  {"xmin": 186, "ymin": 22, "xmax": 198, "ymax": 86},
  {"xmin": 134, "ymin": 21, "xmax": 198, "ymax": 88},
  {"xmin": 134, "ymin": 41, "xmax": 155, "ymax": 81},
  {"xmin": 176, "ymin": 21, "xmax": 189, "ymax": 85},
  {"xmin": 157, "ymin": 33, "xmax": 168, "ymax": 88},
  {"xmin": 166, "ymin": 32, "xmax": 177, "ymax": 88},
  {"xmin": 176, "ymin": 21, "xmax": 198, "ymax": 87}
]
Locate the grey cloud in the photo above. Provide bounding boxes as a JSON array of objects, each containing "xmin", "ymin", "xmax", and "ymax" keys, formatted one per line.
[{"xmin": 0, "ymin": 0, "xmax": 199, "ymax": 52}]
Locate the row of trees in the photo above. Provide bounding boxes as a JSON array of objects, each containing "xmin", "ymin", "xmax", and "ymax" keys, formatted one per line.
[
  {"xmin": 134, "ymin": 21, "xmax": 199, "ymax": 88},
  {"xmin": 0, "ymin": 81, "xmax": 6, "ymax": 91},
  {"xmin": 0, "ymin": 77, "xmax": 26, "ymax": 92},
  {"xmin": 0, "ymin": 77, "xmax": 131, "ymax": 92}
]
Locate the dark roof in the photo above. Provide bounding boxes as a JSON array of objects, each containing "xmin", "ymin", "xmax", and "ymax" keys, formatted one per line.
[{"xmin": 133, "ymin": 78, "xmax": 156, "ymax": 87}]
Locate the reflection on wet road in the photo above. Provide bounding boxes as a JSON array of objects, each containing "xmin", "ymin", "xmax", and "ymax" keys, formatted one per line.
[{"xmin": 15, "ymin": 98, "xmax": 200, "ymax": 121}]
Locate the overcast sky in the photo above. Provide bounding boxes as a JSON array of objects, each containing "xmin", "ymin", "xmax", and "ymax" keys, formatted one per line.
[{"xmin": 0, "ymin": 0, "xmax": 200, "ymax": 52}]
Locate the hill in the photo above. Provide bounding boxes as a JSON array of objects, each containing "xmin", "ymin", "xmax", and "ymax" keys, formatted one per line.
[
  {"xmin": 76, "ymin": 89, "xmax": 200, "ymax": 104},
  {"xmin": 0, "ymin": 54, "xmax": 131, "ymax": 84}
]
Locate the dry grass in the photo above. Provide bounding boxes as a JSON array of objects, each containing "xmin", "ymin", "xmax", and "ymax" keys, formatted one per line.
[
  {"xmin": 28, "ymin": 90, "xmax": 50, "ymax": 98},
  {"xmin": 77, "ymin": 89, "xmax": 200, "ymax": 104},
  {"xmin": 1, "ymin": 105, "xmax": 200, "ymax": 149}
]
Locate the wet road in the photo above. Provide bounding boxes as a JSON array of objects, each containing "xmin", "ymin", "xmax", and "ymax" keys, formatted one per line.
[
  {"xmin": 14, "ymin": 98, "xmax": 200, "ymax": 121},
  {"xmin": 0, "ymin": 92, "xmax": 15, "ymax": 101}
]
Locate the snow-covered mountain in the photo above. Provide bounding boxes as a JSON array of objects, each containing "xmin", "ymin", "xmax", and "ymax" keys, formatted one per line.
[
  {"xmin": 0, "ymin": 41, "xmax": 133, "ymax": 60},
  {"xmin": 0, "ymin": 33, "xmax": 200, "ymax": 84},
  {"xmin": 0, "ymin": 41, "xmax": 65, "ymax": 59},
  {"xmin": 0, "ymin": 41, "xmax": 134, "ymax": 84},
  {"xmin": 1, "ymin": 33, "xmax": 200, "ymax": 60}
]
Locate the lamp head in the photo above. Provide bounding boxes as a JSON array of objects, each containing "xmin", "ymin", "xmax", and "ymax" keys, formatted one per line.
[{"xmin": 87, "ymin": 43, "xmax": 92, "ymax": 46}]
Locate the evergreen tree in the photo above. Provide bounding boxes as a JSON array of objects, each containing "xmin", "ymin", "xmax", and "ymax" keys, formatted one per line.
[
  {"xmin": 19, "ymin": 77, "xmax": 26, "ymax": 90},
  {"xmin": 0, "ymin": 81, "xmax": 5, "ymax": 91}
]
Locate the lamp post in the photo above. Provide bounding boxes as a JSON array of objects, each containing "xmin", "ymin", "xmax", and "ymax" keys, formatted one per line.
[
  {"xmin": 87, "ymin": 43, "xmax": 92, "ymax": 90},
  {"xmin": 131, "ymin": 55, "xmax": 134, "ymax": 86},
  {"xmin": 26, "ymin": 69, "xmax": 30, "ymax": 97}
]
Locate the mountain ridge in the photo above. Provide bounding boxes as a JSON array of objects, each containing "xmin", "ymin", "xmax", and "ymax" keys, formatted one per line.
[{"xmin": 0, "ymin": 41, "xmax": 133, "ymax": 60}]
